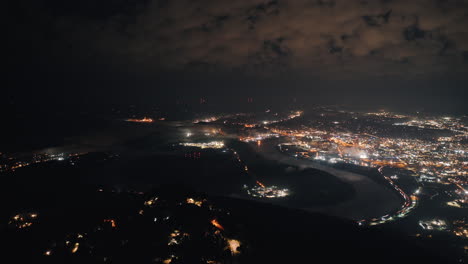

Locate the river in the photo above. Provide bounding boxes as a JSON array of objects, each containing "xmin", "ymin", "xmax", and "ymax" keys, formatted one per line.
[{"xmin": 247, "ymin": 139, "xmax": 402, "ymax": 220}]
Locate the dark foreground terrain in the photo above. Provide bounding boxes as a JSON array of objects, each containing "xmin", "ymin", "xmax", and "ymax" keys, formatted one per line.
[
  {"xmin": 1, "ymin": 180, "xmax": 459, "ymax": 264},
  {"xmin": 0, "ymin": 138, "xmax": 464, "ymax": 263}
]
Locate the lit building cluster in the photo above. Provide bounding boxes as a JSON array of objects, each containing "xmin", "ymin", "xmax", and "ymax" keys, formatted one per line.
[
  {"xmin": 221, "ymin": 110, "xmax": 303, "ymax": 128},
  {"xmin": 8, "ymin": 212, "xmax": 38, "ymax": 229},
  {"xmin": 366, "ymin": 112, "xmax": 408, "ymax": 119},
  {"xmin": 0, "ymin": 152, "xmax": 89, "ymax": 173},
  {"xmin": 229, "ymin": 145, "xmax": 291, "ymax": 200},
  {"xmin": 167, "ymin": 229, "xmax": 190, "ymax": 246},
  {"xmin": 125, "ymin": 117, "xmax": 154, "ymax": 123},
  {"xmin": 142, "ymin": 194, "xmax": 243, "ymax": 262},
  {"xmin": 28, "ymin": 192, "xmax": 244, "ymax": 263},
  {"xmin": 418, "ymin": 219, "xmax": 448, "ymax": 231},
  {"xmin": 260, "ymin": 111, "xmax": 303, "ymax": 126},
  {"xmin": 239, "ymin": 133, "xmax": 279, "ymax": 143},
  {"xmin": 394, "ymin": 116, "xmax": 467, "ymax": 136},
  {"xmin": 271, "ymin": 114, "xmax": 467, "ymax": 208},
  {"xmin": 452, "ymin": 218, "xmax": 468, "ymax": 238},
  {"xmin": 186, "ymin": 197, "xmax": 204, "ymax": 207},
  {"xmin": 244, "ymin": 182, "xmax": 290, "ymax": 199},
  {"xmin": 180, "ymin": 141, "xmax": 225, "ymax": 149},
  {"xmin": 281, "ymin": 133, "xmax": 467, "ymax": 181},
  {"xmin": 193, "ymin": 116, "xmax": 220, "ymax": 123}
]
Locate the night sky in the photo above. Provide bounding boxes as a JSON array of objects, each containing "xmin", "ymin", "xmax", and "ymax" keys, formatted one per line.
[{"xmin": 5, "ymin": 0, "xmax": 468, "ymax": 114}]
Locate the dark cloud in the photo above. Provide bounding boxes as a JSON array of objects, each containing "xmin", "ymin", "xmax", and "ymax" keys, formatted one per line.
[
  {"xmin": 362, "ymin": 10, "xmax": 392, "ymax": 27},
  {"xmin": 403, "ymin": 25, "xmax": 426, "ymax": 41},
  {"xmin": 7, "ymin": 0, "xmax": 468, "ymax": 77}
]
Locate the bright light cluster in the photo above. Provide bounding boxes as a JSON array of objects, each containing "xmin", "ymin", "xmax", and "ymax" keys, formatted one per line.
[
  {"xmin": 419, "ymin": 219, "xmax": 448, "ymax": 231},
  {"xmin": 245, "ymin": 184, "xmax": 290, "ymax": 199},
  {"xmin": 180, "ymin": 141, "xmax": 225, "ymax": 149},
  {"xmin": 8, "ymin": 213, "xmax": 38, "ymax": 229}
]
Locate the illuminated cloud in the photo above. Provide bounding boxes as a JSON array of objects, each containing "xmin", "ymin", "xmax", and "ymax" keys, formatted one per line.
[{"xmin": 11, "ymin": 0, "xmax": 468, "ymax": 77}]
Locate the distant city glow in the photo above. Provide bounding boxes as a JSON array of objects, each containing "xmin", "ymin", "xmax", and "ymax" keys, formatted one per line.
[
  {"xmin": 245, "ymin": 183, "xmax": 290, "ymax": 199},
  {"xmin": 180, "ymin": 141, "xmax": 224, "ymax": 149},
  {"xmin": 126, "ymin": 117, "xmax": 154, "ymax": 123}
]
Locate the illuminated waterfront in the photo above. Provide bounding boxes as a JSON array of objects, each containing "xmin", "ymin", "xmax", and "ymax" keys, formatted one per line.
[{"xmin": 181, "ymin": 108, "xmax": 466, "ymax": 239}]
